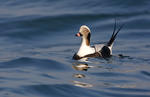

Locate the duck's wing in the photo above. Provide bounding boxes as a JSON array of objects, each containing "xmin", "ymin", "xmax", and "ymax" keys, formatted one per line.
[{"xmin": 94, "ymin": 44, "xmax": 105, "ymax": 52}]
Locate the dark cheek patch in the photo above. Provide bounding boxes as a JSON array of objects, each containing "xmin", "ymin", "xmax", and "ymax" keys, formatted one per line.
[{"xmin": 86, "ymin": 33, "xmax": 91, "ymax": 46}]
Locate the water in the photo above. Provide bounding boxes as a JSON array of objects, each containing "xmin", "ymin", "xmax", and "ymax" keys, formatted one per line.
[{"xmin": 0, "ymin": 0, "xmax": 150, "ymax": 97}]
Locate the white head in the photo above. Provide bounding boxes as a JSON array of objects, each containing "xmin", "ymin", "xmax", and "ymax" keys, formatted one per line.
[
  {"xmin": 79, "ymin": 25, "xmax": 91, "ymax": 34},
  {"xmin": 76, "ymin": 25, "xmax": 91, "ymax": 37},
  {"xmin": 75, "ymin": 25, "xmax": 91, "ymax": 46}
]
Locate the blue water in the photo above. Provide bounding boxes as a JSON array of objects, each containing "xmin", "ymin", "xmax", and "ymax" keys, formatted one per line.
[{"xmin": 0, "ymin": 0, "xmax": 150, "ymax": 97}]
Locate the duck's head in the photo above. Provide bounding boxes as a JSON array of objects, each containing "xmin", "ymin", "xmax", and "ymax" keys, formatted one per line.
[
  {"xmin": 75, "ymin": 25, "xmax": 91, "ymax": 46},
  {"xmin": 76, "ymin": 25, "xmax": 91, "ymax": 38}
]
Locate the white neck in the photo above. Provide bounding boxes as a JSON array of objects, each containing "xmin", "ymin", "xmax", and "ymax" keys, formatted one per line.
[
  {"xmin": 81, "ymin": 37, "xmax": 87, "ymax": 47},
  {"xmin": 77, "ymin": 37, "xmax": 95, "ymax": 57}
]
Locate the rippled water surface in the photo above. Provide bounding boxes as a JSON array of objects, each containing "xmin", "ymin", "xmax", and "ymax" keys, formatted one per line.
[{"xmin": 0, "ymin": 0, "xmax": 150, "ymax": 97}]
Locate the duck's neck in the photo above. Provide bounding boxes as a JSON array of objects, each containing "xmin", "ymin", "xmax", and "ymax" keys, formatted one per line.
[
  {"xmin": 81, "ymin": 33, "xmax": 91, "ymax": 46},
  {"xmin": 81, "ymin": 37, "xmax": 89, "ymax": 47}
]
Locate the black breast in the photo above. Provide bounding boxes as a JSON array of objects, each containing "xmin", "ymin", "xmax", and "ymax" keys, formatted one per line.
[
  {"xmin": 73, "ymin": 52, "xmax": 101, "ymax": 60},
  {"xmin": 100, "ymin": 46, "xmax": 111, "ymax": 58},
  {"xmin": 72, "ymin": 53, "xmax": 82, "ymax": 60}
]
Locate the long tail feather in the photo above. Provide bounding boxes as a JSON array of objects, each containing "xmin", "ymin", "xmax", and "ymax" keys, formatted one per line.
[
  {"xmin": 112, "ymin": 18, "xmax": 117, "ymax": 37},
  {"xmin": 107, "ymin": 21, "xmax": 124, "ymax": 46}
]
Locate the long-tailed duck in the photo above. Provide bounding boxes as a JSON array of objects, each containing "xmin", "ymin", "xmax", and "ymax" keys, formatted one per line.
[{"xmin": 73, "ymin": 21, "xmax": 124, "ymax": 60}]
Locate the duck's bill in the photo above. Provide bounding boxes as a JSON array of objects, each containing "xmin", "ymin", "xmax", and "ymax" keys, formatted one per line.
[{"xmin": 75, "ymin": 32, "xmax": 82, "ymax": 37}]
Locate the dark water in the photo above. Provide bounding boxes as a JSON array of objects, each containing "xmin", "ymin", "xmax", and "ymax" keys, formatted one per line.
[{"xmin": 0, "ymin": 0, "xmax": 150, "ymax": 97}]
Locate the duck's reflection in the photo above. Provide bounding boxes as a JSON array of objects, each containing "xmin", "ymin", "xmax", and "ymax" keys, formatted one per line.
[
  {"xmin": 72, "ymin": 62, "xmax": 93, "ymax": 88},
  {"xmin": 72, "ymin": 63, "xmax": 87, "ymax": 82},
  {"xmin": 73, "ymin": 74, "xmax": 85, "ymax": 78},
  {"xmin": 72, "ymin": 63, "xmax": 90, "ymax": 71},
  {"xmin": 72, "ymin": 81, "xmax": 93, "ymax": 88},
  {"xmin": 72, "ymin": 62, "xmax": 102, "ymax": 71},
  {"xmin": 71, "ymin": 54, "xmax": 134, "ymax": 88}
]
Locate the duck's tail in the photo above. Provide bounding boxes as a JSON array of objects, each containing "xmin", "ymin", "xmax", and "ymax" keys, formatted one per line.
[{"xmin": 107, "ymin": 20, "xmax": 124, "ymax": 47}]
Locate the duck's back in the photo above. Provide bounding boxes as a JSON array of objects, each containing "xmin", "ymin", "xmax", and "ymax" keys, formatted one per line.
[{"xmin": 94, "ymin": 44, "xmax": 105, "ymax": 52}]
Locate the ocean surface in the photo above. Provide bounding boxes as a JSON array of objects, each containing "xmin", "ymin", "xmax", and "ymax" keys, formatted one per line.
[{"xmin": 0, "ymin": 0, "xmax": 150, "ymax": 97}]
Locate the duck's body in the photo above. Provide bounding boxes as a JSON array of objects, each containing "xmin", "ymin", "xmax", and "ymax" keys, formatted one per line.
[
  {"xmin": 73, "ymin": 22, "xmax": 123, "ymax": 60},
  {"xmin": 77, "ymin": 39, "xmax": 95, "ymax": 57}
]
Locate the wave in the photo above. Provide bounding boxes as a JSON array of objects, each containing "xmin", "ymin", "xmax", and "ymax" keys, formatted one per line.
[
  {"xmin": 0, "ymin": 57, "xmax": 70, "ymax": 71},
  {"xmin": 0, "ymin": 11, "xmax": 149, "ymax": 39}
]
